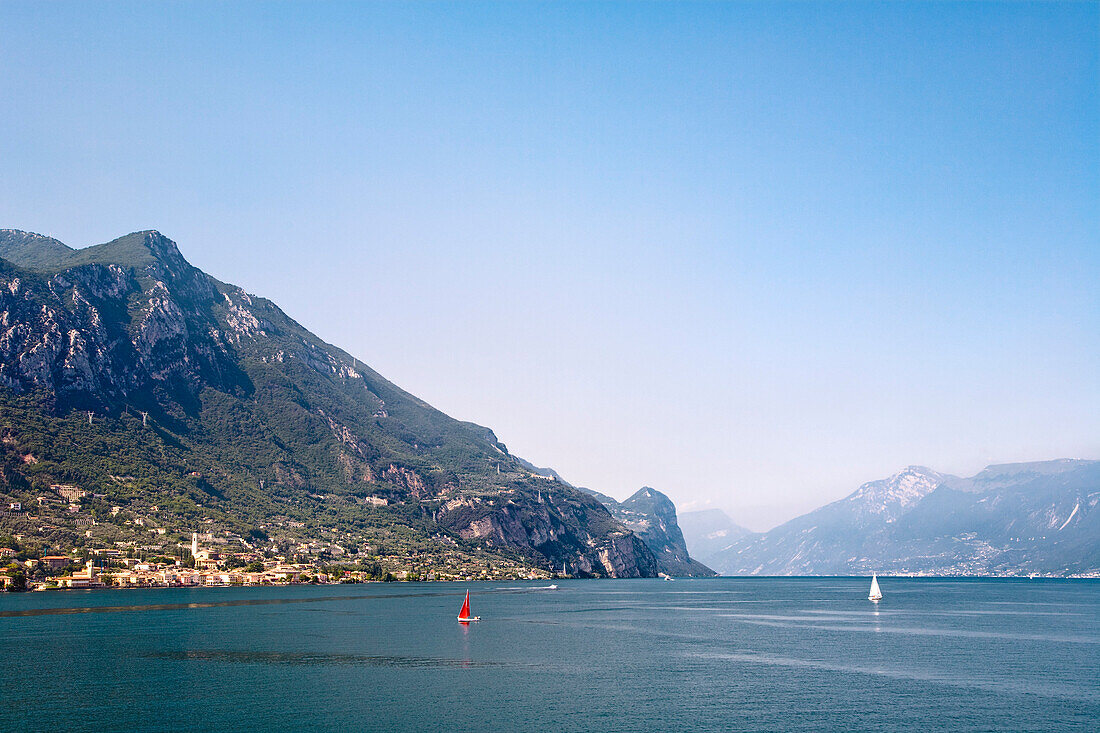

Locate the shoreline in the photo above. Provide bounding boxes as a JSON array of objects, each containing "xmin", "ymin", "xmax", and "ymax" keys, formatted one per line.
[{"xmin": 6, "ymin": 572, "xmax": 1098, "ymax": 596}]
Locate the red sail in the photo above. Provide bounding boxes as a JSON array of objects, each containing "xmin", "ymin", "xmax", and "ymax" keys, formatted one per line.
[{"xmin": 459, "ymin": 590, "xmax": 471, "ymax": 619}]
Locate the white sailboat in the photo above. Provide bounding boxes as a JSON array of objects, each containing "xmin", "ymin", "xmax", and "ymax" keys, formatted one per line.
[{"xmin": 868, "ymin": 573, "xmax": 883, "ymax": 602}]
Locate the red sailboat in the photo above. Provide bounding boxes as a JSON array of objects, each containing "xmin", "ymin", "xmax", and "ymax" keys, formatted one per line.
[{"xmin": 457, "ymin": 589, "xmax": 481, "ymax": 622}]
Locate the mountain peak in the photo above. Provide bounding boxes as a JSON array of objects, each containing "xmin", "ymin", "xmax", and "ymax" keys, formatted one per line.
[
  {"xmin": 898, "ymin": 465, "xmax": 938, "ymax": 477},
  {"xmin": 622, "ymin": 486, "xmax": 675, "ymax": 515},
  {"xmin": 69, "ymin": 230, "xmax": 190, "ymax": 272},
  {"xmin": 846, "ymin": 465, "xmax": 946, "ymax": 519}
]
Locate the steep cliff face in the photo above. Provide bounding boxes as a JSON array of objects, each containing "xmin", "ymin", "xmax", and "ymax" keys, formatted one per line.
[
  {"xmin": 0, "ymin": 229, "xmax": 658, "ymax": 577},
  {"xmin": 435, "ymin": 488, "xmax": 657, "ymax": 577},
  {"xmin": 581, "ymin": 486, "xmax": 715, "ymax": 576}
]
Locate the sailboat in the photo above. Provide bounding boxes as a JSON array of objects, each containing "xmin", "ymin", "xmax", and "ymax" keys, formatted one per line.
[
  {"xmin": 457, "ymin": 589, "xmax": 481, "ymax": 622},
  {"xmin": 868, "ymin": 573, "xmax": 883, "ymax": 602}
]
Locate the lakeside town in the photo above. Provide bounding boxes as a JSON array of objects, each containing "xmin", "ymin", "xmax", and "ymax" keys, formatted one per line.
[
  {"xmin": 0, "ymin": 528, "xmax": 556, "ymax": 592},
  {"xmin": 0, "ymin": 482, "xmax": 555, "ymax": 592}
]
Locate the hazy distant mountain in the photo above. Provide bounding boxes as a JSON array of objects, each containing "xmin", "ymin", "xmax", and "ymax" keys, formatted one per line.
[
  {"xmin": 580, "ymin": 486, "xmax": 716, "ymax": 576},
  {"xmin": 0, "ymin": 228, "xmax": 659, "ymax": 577},
  {"xmin": 677, "ymin": 508, "xmax": 755, "ymax": 565},
  {"xmin": 710, "ymin": 460, "xmax": 1099, "ymax": 577}
]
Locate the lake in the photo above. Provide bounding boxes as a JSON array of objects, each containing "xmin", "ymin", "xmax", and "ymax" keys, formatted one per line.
[{"xmin": 0, "ymin": 578, "xmax": 1096, "ymax": 731}]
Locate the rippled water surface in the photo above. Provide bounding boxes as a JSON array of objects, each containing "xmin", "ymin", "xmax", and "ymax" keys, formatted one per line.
[{"xmin": 1, "ymin": 578, "xmax": 1097, "ymax": 731}]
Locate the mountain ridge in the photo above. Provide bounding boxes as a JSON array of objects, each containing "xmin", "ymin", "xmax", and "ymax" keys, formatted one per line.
[{"xmin": 0, "ymin": 228, "xmax": 664, "ymax": 578}]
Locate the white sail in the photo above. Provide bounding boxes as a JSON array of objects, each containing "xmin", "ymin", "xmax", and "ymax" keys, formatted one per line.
[{"xmin": 868, "ymin": 573, "xmax": 882, "ymax": 601}]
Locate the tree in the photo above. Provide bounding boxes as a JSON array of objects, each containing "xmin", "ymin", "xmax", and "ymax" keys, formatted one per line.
[{"xmin": 4, "ymin": 568, "xmax": 26, "ymax": 592}]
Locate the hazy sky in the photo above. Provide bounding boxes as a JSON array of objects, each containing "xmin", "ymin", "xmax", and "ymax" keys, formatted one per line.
[{"xmin": 2, "ymin": 1, "xmax": 1097, "ymax": 529}]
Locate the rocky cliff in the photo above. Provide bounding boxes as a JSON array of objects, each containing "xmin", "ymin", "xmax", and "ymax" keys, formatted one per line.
[{"xmin": 580, "ymin": 486, "xmax": 715, "ymax": 576}]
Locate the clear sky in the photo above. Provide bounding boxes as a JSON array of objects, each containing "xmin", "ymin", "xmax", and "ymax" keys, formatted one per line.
[{"xmin": 1, "ymin": 1, "xmax": 1097, "ymax": 530}]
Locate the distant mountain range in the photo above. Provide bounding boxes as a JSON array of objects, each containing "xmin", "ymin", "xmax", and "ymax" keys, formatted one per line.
[
  {"xmin": 682, "ymin": 460, "xmax": 1099, "ymax": 577},
  {"xmin": 0, "ymin": 228, "xmax": 704, "ymax": 578}
]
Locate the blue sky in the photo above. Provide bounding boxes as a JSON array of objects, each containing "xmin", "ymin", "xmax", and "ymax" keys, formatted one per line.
[{"xmin": 1, "ymin": 1, "xmax": 1097, "ymax": 529}]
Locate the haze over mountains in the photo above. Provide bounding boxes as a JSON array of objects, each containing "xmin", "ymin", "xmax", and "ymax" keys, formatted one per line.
[
  {"xmin": 0, "ymin": 228, "xmax": 711, "ymax": 578},
  {"xmin": 677, "ymin": 509, "xmax": 753, "ymax": 563},
  {"xmin": 682, "ymin": 460, "xmax": 1099, "ymax": 577}
]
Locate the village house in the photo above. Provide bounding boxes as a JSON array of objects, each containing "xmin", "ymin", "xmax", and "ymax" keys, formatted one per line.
[
  {"xmin": 53, "ymin": 561, "xmax": 104, "ymax": 589},
  {"xmin": 203, "ymin": 572, "xmax": 237, "ymax": 586},
  {"xmin": 52, "ymin": 485, "xmax": 86, "ymax": 502},
  {"xmin": 267, "ymin": 565, "xmax": 308, "ymax": 582},
  {"xmin": 41, "ymin": 555, "xmax": 72, "ymax": 571}
]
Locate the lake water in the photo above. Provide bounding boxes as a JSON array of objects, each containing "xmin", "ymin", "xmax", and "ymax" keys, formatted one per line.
[{"xmin": 0, "ymin": 578, "xmax": 1097, "ymax": 731}]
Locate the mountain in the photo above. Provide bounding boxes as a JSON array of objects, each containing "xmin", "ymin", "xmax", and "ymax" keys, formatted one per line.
[
  {"xmin": 677, "ymin": 508, "xmax": 755, "ymax": 566},
  {"xmin": 709, "ymin": 461, "xmax": 1100, "ymax": 576},
  {"xmin": 580, "ymin": 486, "xmax": 715, "ymax": 576},
  {"xmin": 511, "ymin": 454, "xmax": 712, "ymax": 576},
  {"xmin": 0, "ymin": 228, "xmax": 659, "ymax": 578}
]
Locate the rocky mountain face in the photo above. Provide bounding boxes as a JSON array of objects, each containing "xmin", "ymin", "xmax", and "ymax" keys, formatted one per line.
[
  {"xmin": 677, "ymin": 508, "xmax": 755, "ymax": 567},
  {"xmin": 580, "ymin": 486, "xmax": 715, "ymax": 576},
  {"xmin": 0, "ymin": 231, "xmax": 242, "ymax": 407},
  {"xmin": 0, "ymin": 229, "xmax": 659, "ymax": 577},
  {"xmin": 709, "ymin": 461, "xmax": 1100, "ymax": 577},
  {"xmin": 433, "ymin": 489, "xmax": 656, "ymax": 578}
]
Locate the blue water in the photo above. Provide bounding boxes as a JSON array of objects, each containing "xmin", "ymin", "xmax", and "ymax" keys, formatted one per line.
[{"xmin": 0, "ymin": 578, "xmax": 1096, "ymax": 731}]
